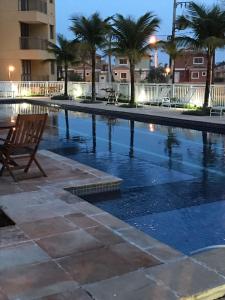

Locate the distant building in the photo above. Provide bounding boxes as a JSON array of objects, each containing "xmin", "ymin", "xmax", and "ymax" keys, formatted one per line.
[
  {"xmin": 214, "ymin": 62, "xmax": 225, "ymax": 83},
  {"xmin": 174, "ymin": 50, "xmax": 208, "ymax": 83},
  {"xmin": 113, "ymin": 55, "xmax": 151, "ymax": 82},
  {"xmin": 0, "ymin": 0, "xmax": 56, "ymax": 81},
  {"xmin": 67, "ymin": 54, "xmax": 109, "ymax": 83}
]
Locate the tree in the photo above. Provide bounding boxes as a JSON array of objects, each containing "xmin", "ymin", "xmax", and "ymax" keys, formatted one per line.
[
  {"xmin": 77, "ymin": 43, "xmax": 91, "ymax": 82},
  {"xmin": 147, "ymin": 66, "xmax": 167, "ymax": 83},
  {"xmin": 112, "ymin": 13, "xmax": 160, "ymax": 106},
  {"xmin": 48, "ymin": 34, "xmax": 77, "ymax": 98},
  {"xmin": 70, "ymin": 13, "xmax": 108, "ymax": 102},
  {"xmin": 176, "ymin": 2, "xmax": 225, "ymax": 108},
  {"xmin": 158, "ymin": 39, "xmax": 184, "ymax": 83}
]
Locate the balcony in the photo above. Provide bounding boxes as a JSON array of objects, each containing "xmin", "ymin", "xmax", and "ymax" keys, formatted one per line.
[
  {"xmin": 20, "ymin": 37, "xmax": 48, "ymax": 50},
  {"xmin": 18, "ymin": 0, "xmax": 47, "ymax": 14}
]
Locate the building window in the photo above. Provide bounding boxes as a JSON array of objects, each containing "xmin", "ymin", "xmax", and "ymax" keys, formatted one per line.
[
  {"xmin": 21, "ymin": 60, "xmax": 32, "ymax": 81},
  {"xmin": 202, "ymin": 71, "xmax": 207, "ymax": 76},
  {"xmin": 114, "ymin": 72, "xmax": 118, "ymax": 76},
  {"xmin": 193, "ymin": 57, "xmax": 204, "ymax": 64},
  {"xmin": 86, "ymin": 72, "xmax": 89, "ymax": 76},
  {"xmin": 50, "ymin": 0, "xmax": 53, "ymax": 3},
  {"xmin": 121, "ymin": 73, "xmax": 127, "ymax": 79},
  {"xmin": 50, "ymin": 25, "xmax": 54, "ymax": 40},
  {"xmin": 119, "ymin": 59, "xmax": 128, "ymax": 65},
  {"xmin": 51, "ymin": 61, "xmax": 55, "ymax": 75},
  {"xmin": 191, "ymin": 71, "xmax": 199, "ymax": 79}
]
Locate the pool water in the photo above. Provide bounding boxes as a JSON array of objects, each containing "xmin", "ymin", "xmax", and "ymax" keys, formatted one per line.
[{"xmin": 2, "ymin": 103, "xmax": 225, "ymax": 255}]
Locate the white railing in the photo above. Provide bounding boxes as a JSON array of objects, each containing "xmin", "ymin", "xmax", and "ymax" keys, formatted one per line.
[{"xmin": 1, "ymin": 81, "xmax": 225, "ymax": 107}]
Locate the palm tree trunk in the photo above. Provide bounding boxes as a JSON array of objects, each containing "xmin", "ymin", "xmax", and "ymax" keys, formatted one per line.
[
  {"xmin": 64, "ymin": 64, "xmax": 68, "ymax": 98},
  {"xmin": 83, "ymin": 63, "xmax": 86, "ymax": 82},
  {"xmin": 204, "ymin": 50, "xmax": 213, "ymax": 109},
  {"xmin": 91, "ymin": 49, "xmax": 96, "ymax": 102},
  {"xmin": 130, "ymin": 61, "xmax": 135, "ymax": 106}
]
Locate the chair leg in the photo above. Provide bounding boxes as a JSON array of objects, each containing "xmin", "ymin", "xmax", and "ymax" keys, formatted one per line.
[
  {"xmin": 0, "ymin": 165, "xmax": 5, "ymax": 176},
  {"xmin": 34, "ymin": 157, "xmax": 47, "ymax": 177},
  {"xmin": 0, "ymin": 154, "xmax": 17, "ymax": 181},
  {"xmin": 24, "ymin": 156, "xmax": 33, "ymax": 173},
  {"xmin": 24, "ymin": 156, "xmax": 47, "ymax": 177}
]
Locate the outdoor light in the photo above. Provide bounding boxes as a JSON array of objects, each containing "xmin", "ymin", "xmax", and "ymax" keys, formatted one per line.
[
  {"xmin": 8, "ymin": 65, "xmax": 15, "ymax": 81},
  {"xmin": 149, "ymin": 35, "xmax": 157, "ymax": 45},
  {"xmin": 149, "ymin": 36, "xmax": 158, "ymax": 68},
  {"xmin": 165, "ymin": 66, "xmax": 171, "ymax": 75}
]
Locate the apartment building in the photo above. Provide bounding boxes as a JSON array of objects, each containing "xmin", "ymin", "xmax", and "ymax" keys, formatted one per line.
[
  {"xmin": 113, "ymin": 55, "xmax": 151, "ymax": 82},
  {"xmin": 174, "ymin": 50, "xmax": 208, "ymax": 83},
  {"xmin": 214, "ymin": 62, "xmax": 225, "ymax": 83},
  {"xmin": 0, "ymin": 0, "xmax": 56, "ymax": 81}
]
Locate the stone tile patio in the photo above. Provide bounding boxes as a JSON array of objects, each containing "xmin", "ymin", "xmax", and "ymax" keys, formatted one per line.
[{"xmin": 1, "ymin": 150, "xmax": 225, "ymax": 299}]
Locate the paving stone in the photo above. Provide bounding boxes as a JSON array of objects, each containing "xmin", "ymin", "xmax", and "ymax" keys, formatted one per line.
[
  {"xmin": 110, "ymin": 242, "xmax": 161, "ymax": 269},
  {"xmin": 19, "ymin": 217, "xmax": 77, "ymax": 239},
  {"xmin": 5, "ymin": 201, "xmax": 79, "ymax": 224},
  {"xmin": 0, "ymin": 242, "xmax": 50, "ymax": 271},
  {"xmin": 192, "ymin": 248, "xmax": 225, "ymax": 276},
  {"xmin": 65, "ymin": 213, "xmax": 100, "ymax": 229},
  {"xmin": 0, "ymin": 290, "xmax": 9, "ymax": 300},
  {"xmin": 146, "ymin": 245, "xmax": 184, "ymax": 262},
  {"xmin": 36, "ymin": 229, "xmax": 102, "ymax": 258},
  {"xmin": 57, "ymin": 246, "xmax": 137, "ymax": 284},
  {"xmin": 0, "ymin": 226, "xmax": 29, "ymax": 248},
  {"xmin": 93, "ymin": 213, "xmax": 131, "ymax": 230},
  {"xmin": 0, "ymin": 261, "xmax": 78, "ymax": 300},
  {"xmin": 73, "ymin": 201, "xmax": 106, "ymax": 216},
  {"xmin": 33, "ymin": 288, "xmax": 92, "ymax": 300},
  {"xmin": 118, "ymin": 227, "xmax": 163, "ymax": 249},
  {"xmin": 86, "ymin": 225, "xmax": 124, "ymax": 246},
  {"xmin": 85, "ymin": 270, "xmax": 178, "ymax": 300},
  {"xmin": 145, "ymin": 258, "xmax": 225, "ymax": 298},
  {"xmin": 55, "ymin": 191, "xmax": 82, "ymax": 204}
]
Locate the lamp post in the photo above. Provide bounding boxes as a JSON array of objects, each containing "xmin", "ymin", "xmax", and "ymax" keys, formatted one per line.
[
  {"xmin": 149, "ymin": 35, "xmax": 158, "ymax": 68},
  {"xmin": 170, "ymin": 0, "xmax": 190, "ymax": 83},
  {"xmin": 8, "ymin": 65, "xmax": 15, "ymax": 81}
]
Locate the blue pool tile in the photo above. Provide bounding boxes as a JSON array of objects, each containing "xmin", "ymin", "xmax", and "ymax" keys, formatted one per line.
[{"xmin": 127, "ymin": 200, "xmax": 225, "ymax": 255}]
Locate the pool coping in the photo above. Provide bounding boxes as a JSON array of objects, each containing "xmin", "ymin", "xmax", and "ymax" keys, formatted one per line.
[{"xmin": 21, "ymin": 98, "xmax": 225, "ymax": 133}]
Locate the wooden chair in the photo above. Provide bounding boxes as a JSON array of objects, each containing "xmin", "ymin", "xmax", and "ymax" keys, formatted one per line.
[{"xmin": 0, "ymin": 114, "xmax": 48, "ymax": 181}]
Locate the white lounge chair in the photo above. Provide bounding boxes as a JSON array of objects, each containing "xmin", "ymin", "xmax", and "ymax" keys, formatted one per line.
[
  {"xmin": 210, "ymin": 105, "xmax": 225, "ymax": 117},
  {"xmin": 162, "ymin": 87, "xmax": 197, "ymax": 108},
  {"xmin": 149, "ymin": 87, "xmax": 171, "ymax": 106}
]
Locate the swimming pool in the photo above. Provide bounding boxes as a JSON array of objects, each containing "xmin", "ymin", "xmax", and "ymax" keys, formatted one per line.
[{"xmin": 2, "ymin": 103, "xmax": 225, "ymax": 255}]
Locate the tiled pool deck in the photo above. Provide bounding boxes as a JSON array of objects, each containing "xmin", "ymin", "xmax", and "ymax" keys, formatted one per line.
[{"xmin": 1, "ymin": 151, "xmax": 225, "ymax": 299}]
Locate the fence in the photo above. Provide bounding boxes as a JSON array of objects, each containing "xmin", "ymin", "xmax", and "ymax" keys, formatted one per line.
[{"xmin": 1, "ymin": 81, "xmax": 225, "ymax": 107}]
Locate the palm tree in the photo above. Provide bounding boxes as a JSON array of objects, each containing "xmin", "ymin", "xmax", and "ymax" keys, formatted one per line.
[
  {"xmin": 158, "ymin": 39, "xmax": 184, "ymax": 83},
  {"xmin": 70, "ymin": 13, "xmax": 108, "ymax": 102},
  {"xmin": 48, "ymin": 34, "xmax": 77, "ymax": 98},
  {"xmin": 77, "ymin": 43, "xmax": 91, "ymax": 82},
  {"xmin": 176, "ymin": 2, "xmax": 225, "ymax": 108},
  {"xmin": 112, "ymin": 13, "xmax": 160, "ymax": 106}
]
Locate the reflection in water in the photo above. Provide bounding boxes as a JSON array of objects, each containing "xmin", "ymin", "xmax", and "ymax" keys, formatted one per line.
[
  {"xmin": 129, "ymin": 120, "xmax": 135, "ymax": 158},
  {"xmin": 64, "ymin": 110, "xmax": 70, "ymax": 140},
  {"xmin": 92, "ymin": 115, "xmax": 96, "ymax": 153},
  {"xmin": 164, "ymin": 128, "xmax": 180, "ymax": 169},
  {"xmin": 107, "ymin": 117, "xmax": 117, "ymax": 153}
]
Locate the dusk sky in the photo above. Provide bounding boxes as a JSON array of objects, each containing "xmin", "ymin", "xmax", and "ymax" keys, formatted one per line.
[{"xmin": 56, "ymin": 0, "xmax": 224, "ymax": 62}]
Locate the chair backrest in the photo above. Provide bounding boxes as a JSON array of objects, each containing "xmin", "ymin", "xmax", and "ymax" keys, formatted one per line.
[
  {"xmin": 7, "ymin": 114, "xmax": 48, "ymax": 149},
  {"xmin": 159, "ymin": 87, "xmax": 171, "ymax": 98}
]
